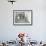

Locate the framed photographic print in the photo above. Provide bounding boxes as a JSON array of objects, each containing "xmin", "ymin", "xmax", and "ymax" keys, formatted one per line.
[{"xmin": 13, "ymin": 10, "xmax": 32, "ymax": 26}]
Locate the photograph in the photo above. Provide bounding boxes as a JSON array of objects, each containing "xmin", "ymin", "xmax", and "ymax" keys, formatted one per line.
[{"xmin": 13, "ymin": 10, "xmax": 32, "ymax": 25}]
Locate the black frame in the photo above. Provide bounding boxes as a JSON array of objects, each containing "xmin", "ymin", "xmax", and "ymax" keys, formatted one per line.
[{"xmin": 13, "ymin": 10, "xmax": 33, "ymax": 26}]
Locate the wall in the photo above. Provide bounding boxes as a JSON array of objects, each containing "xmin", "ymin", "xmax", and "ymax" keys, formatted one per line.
[{"xmin": 0, "ymin": 0, "xmax": 46, "ymax": 41}]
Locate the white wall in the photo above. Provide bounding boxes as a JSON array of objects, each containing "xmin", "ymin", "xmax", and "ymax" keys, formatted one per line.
[{"xmin": 0, "ymin": 0, "xmax": 46, "ymax": 41}]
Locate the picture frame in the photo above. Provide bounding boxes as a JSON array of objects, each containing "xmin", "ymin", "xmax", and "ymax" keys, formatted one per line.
[{"xmin": 13, "ymin": 10, "xmax": 33, "ymax": 26}]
